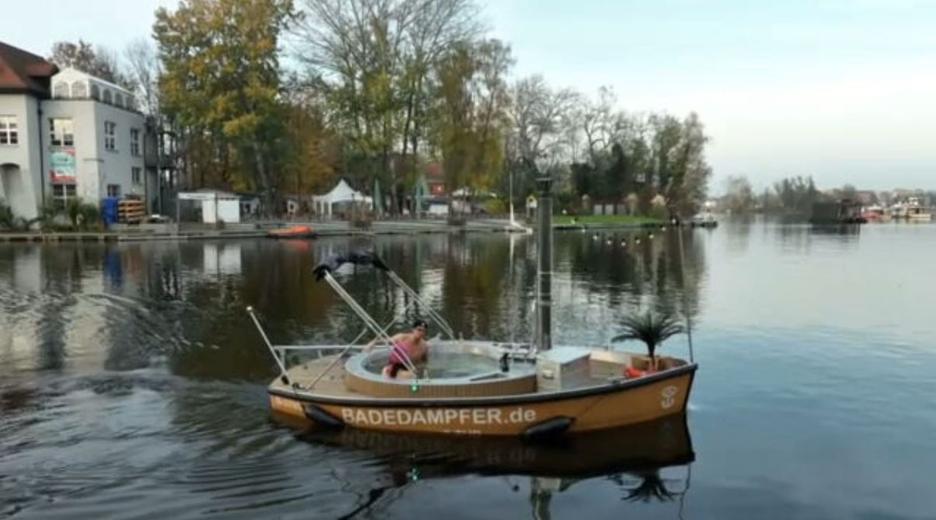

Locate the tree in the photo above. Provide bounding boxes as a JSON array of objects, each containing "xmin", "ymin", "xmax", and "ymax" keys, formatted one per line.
[
  {"xmin": 281, "ymin": 77, "xmax": 342, "ymax": 196},
  {"xmin": 772, "ymin": 175, "xmax": 821, "ymax": 214},
  {"xmin": 154, "ymin": 0, "xmax": 295, "ymax": 213},
  {"xmin": 430, "ymin": 39, "xmax": 511, "ymax": 200},
  {"xmin": 123, "ymin": 38, "xmax": 161, "ymax": 116},
  {"xmin": 49, "ymin": 40, "xmax": 134, "ymax": 90},
  {"xmin": 723, "ymin": 175, "xmax": 755, "ymax": 213},
  {"xmin": 841, "ymin": 183, "xmax": 857, "ymax": 201},
  {"xmin": 294, "ymin": 0, "xmax": 481, "ymax": 214}
]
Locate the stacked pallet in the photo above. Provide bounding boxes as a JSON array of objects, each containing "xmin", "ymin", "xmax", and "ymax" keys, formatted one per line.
[{"xmin": 118, "ymin": 199, "xmax": 145, "ymax": 224}]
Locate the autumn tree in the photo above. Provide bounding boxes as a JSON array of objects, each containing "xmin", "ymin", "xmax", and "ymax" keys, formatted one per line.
[
  {"xmin": 430, "ymin": 39, "xmax": 512, "ymax": 200},
  {"xmin": 154, "ymin": 0, "xmax": 294, "ymax": 213}
]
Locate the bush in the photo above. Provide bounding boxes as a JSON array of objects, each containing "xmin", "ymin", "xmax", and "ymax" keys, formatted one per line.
[
  {"xmin": 484, "ymin": 198, "xmax": 506, "ymax": 215},
  {"xmin": 38, "ymin": 198, "xmax": 61, "ymax": 231},
  {"xmin": 0, "ymin": 200, "xmax": 13, "ymax": 230},
  {"xmin": 66, "ymin": 198, "xmax": 102, "ymax": 231}
]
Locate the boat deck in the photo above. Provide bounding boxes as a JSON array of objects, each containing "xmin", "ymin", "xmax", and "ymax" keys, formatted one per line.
[{"xmin": 271, "ymin": 349, "xmax": 678, "ymax": 400}]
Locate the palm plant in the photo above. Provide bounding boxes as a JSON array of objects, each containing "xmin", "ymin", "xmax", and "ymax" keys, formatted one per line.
[{"xmin": 612, "ymin": 311, "xmax": 684, "ymax": 371}]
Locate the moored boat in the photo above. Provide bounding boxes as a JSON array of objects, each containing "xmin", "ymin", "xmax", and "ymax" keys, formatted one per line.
[
  {"xmin": 906, "ymin": 198, "xmax": 932, "ymax": 222},
  {"xmin": 267, "ymin": 224, "xmax": 316, "ymax": 239},
  {"xmin": 249, "ymin": 176, "xmax": 698, "ymax": 438},
  {"xmin": 689, "ymin": 211, "xmax": 717, "ymax": 228}
]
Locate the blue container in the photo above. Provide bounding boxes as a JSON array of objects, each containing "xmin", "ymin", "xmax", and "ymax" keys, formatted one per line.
[{"xmin": 102, "ymin": 197, "xmax": 119, "ymax": 226}]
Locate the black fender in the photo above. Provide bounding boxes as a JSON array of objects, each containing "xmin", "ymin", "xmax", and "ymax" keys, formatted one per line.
[
  {"xmin": 523, "ymin": 416, "xmax": 574, "ymax": 441},
  {"xmin": 303, "ymin": 404, "xmax": 345, "ymax": 429}
]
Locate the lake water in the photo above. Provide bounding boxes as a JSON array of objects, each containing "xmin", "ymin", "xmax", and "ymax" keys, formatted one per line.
[{"xmin": 2, "ymin": 220, "xmax": 935, "ymax": 519}]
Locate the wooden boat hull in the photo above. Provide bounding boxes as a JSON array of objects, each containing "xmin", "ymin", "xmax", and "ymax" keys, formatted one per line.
[{"xmin": 269, "ymin": 364, "xmax": 696, "ymax": 436}]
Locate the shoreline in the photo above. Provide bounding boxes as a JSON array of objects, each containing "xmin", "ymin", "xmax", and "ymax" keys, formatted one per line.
[{"xmin": 0, "ymin": 219, "xmax": 666, "ymax": 243}]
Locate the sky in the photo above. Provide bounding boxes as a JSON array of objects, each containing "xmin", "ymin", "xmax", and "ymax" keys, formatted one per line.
[{"xmin": 2, "ymin": 0, "xmax": 934, "ymax": 193}]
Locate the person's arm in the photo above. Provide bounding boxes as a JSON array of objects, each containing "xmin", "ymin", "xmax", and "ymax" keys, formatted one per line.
[{"xmin": 365, "ymin": 333, "xmax": 400, "ymax": 352}]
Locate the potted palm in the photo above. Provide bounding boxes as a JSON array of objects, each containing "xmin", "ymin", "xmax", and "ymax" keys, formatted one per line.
[{"xmin": 612, "ymin": 311, "xmax": 684, "ymax": 372}]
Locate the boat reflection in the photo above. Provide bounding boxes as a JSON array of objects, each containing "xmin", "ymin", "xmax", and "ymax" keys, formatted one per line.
[{"xmin": 274, "ymin": 412, "xmax": 694, "ymax": 518}]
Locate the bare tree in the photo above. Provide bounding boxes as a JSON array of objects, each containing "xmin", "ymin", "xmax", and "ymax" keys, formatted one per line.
[
  {"xmin": 507, "ymin": 75, "xmax": 579, "ymax": 173},
  {"xmin": 124, "ymin": 38, "xmax": 161, "ymax": 116},
  {"xmin": 49, "ymin": 40, "xmax": 134, "ymax": 90},
  {"xmin": 292, "ymin": 0, "xmax": 482, "ymax": 213}
]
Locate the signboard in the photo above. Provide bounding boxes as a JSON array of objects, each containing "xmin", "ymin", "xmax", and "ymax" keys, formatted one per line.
[{"xmin": 49, "ymin": 148, "xmax": 76, "ymax": 184}]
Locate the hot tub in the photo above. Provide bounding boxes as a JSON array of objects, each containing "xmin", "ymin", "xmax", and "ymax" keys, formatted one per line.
[{"xmin": 344, "ymin": 341, "xmax": 537, "ymax": 398}]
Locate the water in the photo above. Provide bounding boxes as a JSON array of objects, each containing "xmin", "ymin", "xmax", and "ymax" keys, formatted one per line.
[{"xmin": 2, "ymin": 220, "xmax": 935, "ymax": 519}]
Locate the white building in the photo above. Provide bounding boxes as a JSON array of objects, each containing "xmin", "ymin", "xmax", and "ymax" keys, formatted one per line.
[{"xmin": 0, "ymin": 42, "xmax": 146, "ymax": 222}]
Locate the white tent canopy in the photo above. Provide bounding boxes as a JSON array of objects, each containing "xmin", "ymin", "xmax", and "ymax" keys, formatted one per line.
[{"xmin": 312, "ymin": 179, "xmax": 373, "ymax": 218}]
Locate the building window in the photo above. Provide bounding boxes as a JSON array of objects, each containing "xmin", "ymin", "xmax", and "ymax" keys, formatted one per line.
[
  {"xmin": 107, "ymin": 184, "xmax": 121, "ymax": 198},
  {"xmin": 90, "ymin": 84, "xmax": 100, "ymax": 100},
  {"xmin": 52, "ymin": 184, "xmax": 77, "ymax": 210},
  {"xmin": 103, "ymin": 89, "xmax": 113, "ymax": 104},
  {"xmin": 130, "ymin": 129, "xmax": 140, "ymax": 156},
  {"xmin": 132, "ymin": 167, "xmax": 142, "ymax": 185},
  {"xmin": 104, "ymin": 121, "xmax": 116, "ymax": 151},
  {"xmin": 53, "ymin": 81, "xmax": 69, "ymax": 98},
  {"xmin": 49, "ymin": 118, "xmax": 74, "ymax": 147},
  {"xmin": 0, "ymin": 116, "xmax": 17, "ymax": 145},
  {"xmin": 115, "ymin": 93, "xmax": 124, "ymax": 108},
  {"xmin": 71, "ymin": 81, "xmax": 87, "ymax": 98}
]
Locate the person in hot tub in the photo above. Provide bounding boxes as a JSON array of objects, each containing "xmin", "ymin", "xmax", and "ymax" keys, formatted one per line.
[{"xmin": 365, "ymin": 320, "xmax": 430, "ymax": 379}]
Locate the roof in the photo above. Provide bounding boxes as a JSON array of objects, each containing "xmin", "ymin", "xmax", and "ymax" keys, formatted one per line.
[
  {"xmin": 0, "ymin": 41, "xmax": 58, "ymax": 95},
  {"xmin": 313, "ymin": 179, "xmax": 372, "ymax": 204},
  {"xmin": 54, "ymin": 67, "xmax": 133, "ymax": 96}
]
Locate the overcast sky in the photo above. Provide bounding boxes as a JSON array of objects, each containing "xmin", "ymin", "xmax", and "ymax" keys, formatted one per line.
[{"xmin": 3, "ymin": 0, "xmax": 934, "ymax": 192}]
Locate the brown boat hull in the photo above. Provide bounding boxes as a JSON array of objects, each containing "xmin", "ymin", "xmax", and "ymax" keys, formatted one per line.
[{"xmin": 269, "ymin": 365, "xmax": 696, "ymax": 436}]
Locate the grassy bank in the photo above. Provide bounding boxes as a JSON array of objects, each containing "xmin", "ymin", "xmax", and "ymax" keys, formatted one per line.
[{"xmin": 553, "ymin": 215, "xmax": 664, "ymax": 227}]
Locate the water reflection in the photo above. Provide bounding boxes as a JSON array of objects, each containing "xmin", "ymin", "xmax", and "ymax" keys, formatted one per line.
[
  {"xmin": 5, "ymin": 224, "xmax": 936, "ymax": 518},
  {"xmin": 0, "ymin": 231, "xmax": 707, "ymax": 378},
  {"xmin": 285, "ymin": 413, "xmax": 694, "ymax": 519}
]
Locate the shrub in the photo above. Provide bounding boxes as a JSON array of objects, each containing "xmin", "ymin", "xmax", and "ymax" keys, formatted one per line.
[
  {"xmin": 38, "ymin": 198, "xmax": 61, "ymax": 231},
  {"xmin": 0, "ymin": 200, "xmax": 13, "ymax": 230},
  {"xmin": 66, "ymin": 198, "xmax": 102, "ymax": 231},
  {"xmin": 484, "ymin": 198, "xmax": 506, "ymax": 215}
]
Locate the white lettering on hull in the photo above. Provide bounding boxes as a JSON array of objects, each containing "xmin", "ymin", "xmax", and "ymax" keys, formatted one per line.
[{"xmin": 339, "ymin": 407, "xmax": 537, "ymax": 428}]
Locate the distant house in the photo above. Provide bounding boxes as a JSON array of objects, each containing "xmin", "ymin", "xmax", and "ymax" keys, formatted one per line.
[
  {"xmin": 0, "ymin": 41, "xmax": 149, "ymax": 221},
  {"xmin": 413, "ymin": 162, "xmax": 448, "ymax": 216},
  {"xmin": 424, "ymin": 162, "xmax": 446, "ymax": 196}
]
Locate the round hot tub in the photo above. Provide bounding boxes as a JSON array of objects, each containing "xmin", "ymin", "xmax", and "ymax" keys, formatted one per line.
[{"xmin": 344, "ymin": 341, "xmax": 537, "ymax": 398}]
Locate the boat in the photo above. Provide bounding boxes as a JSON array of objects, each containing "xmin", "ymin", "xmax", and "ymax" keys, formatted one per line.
[
  {"xmin": 267, "ymin": 224, "xmax": 316, "ymax": 239},
  {"xmin": 861, "ymin": 205, "xmax": 886, "ymax": 222},
  {"xmin": 906, "ymin": 197, "xmax": 932, "ymax": 222},
  {"xmin": 689, "ymin": 211, "xmax": 717, "ymax": 228},
  {"xmin": 248, "ymin": 176, "xmax": 698, "ymax": 438}
]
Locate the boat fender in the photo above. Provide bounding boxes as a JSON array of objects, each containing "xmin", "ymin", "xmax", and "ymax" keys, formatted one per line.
[
  {"xmin": 523, "ymin": 416, "xmax": 574, "ymax": 441},
  {"xmin": 303, "ymin": 404, "xmax": 345, "ymax": 429}
]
